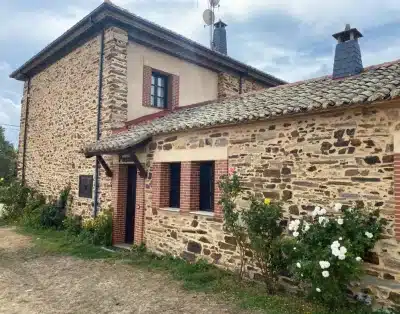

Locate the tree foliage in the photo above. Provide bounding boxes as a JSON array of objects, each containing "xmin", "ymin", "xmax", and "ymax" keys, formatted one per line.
[{"xmin": 0, "ymin": 126, "xmax": 16, "ymax": 181}]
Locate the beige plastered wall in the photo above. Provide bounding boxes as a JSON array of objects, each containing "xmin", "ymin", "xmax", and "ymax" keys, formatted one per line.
[{"xmin": 127, "ymin": 42, "xmax": 218, "ymax": 120}]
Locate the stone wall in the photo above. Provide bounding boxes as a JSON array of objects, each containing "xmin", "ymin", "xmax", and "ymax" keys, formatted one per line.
[
  {"xmin": 142, "ymin": 104, "xmax": 400, "ymax": 307},
  {"xmin": 218, "ymin": 72, "xmax": 268, "ymax": 98},
  {"xmin": 19, "ymin": 27, "xmax": 128, "ymax": 215}
]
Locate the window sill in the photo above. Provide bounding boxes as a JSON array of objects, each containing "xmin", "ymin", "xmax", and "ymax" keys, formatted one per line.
[
  {"xmin": 159, "ymin": 207, "xmax": 180, "ymax": 213},
  {"xmin": 189, "ymin": 211, "xmax": 214, "ymax": 217},
  {"xmin": 142, "ymin": 103, "xmax": 171, "ymax": 110}
]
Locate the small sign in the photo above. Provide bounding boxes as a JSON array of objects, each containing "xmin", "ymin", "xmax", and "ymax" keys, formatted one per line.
[
  {"xmin": 78, "ymin": 175, "xmax": 93, "ymax": 198},
  {"xmin": 119, "ymin": 154, "xmax": 135, "ymax": 164}
]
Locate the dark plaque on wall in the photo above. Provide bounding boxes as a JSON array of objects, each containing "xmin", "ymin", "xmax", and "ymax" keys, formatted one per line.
[
  {"xmin": 119, "ymin": 154, "xmax": 135, "ymax": 164},
  {"xmin": 78, "ymin": 175, "xmax": 93, "ymax": 198}
]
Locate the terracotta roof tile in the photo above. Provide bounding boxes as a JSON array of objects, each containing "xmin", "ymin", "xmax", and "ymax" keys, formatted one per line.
[{"xmin": 84, "ymin": 59, "xmax": 400, "ymax": 156}]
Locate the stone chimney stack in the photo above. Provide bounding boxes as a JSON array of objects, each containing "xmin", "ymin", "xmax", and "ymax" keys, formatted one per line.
[
  {"xmin": 213, "ymin": 20, "xmax": 228, "ymax": 55},
  {"xmin": 332, "ymin": 24, "xmax": 363, "ymax": 78}
]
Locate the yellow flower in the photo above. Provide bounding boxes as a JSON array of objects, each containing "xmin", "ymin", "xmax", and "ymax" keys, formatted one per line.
[{"xmin": 264, "ymin": 198, "xmax": 271, "ymax": 205}]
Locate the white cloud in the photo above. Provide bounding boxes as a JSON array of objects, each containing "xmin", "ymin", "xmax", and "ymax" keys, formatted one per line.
[
  {"xmin": 0, "ymin": 96, "xmax": 20, "ymax": 146},
  {"xmin": 0, "ymin": 0, "xmax": 400, "ymax": 147},
  {"xmin": 0, "ymin": 6, "xmax": 86, "ymax": 44},
  {"xmin": 219, "ymin": 0, "xmax": 400, "ymax": 29}
]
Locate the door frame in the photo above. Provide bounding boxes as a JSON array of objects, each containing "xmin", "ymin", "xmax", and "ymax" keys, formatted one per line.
[{"xmin": 125, "ymin": 165, "xmax": 137, "ymax": 244}]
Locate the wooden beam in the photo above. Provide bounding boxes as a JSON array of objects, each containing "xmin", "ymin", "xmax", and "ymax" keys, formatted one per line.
[
  {"xmin": 98, "ymin": 156, "xmax": 113, "ymax": 177},
  {"xmin": 130, "ymin": 152, "xmax": 147, "ymax": 178}
]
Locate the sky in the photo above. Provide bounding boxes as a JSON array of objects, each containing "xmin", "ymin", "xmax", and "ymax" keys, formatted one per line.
[{"xmin": 1, "ymin": 0, "xmax": 400, "ymax": 147}]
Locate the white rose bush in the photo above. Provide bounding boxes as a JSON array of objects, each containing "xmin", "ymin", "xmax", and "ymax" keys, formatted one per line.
[{"xmin": 288, "ymin": 203, "xmax": 386, "ymax": 308}]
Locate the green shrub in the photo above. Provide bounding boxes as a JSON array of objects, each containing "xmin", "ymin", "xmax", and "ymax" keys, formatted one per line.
[
  {"xmin": 81, "ymin": 209, "xmax": 113, "ymax": 246},
  {"xmin": 288, "ymin": 204, "xmax": 387, "ymax": 308},
  {"xmin": 132, "ymin": 242, "xmax": 147, "ymax": 253},
  {"xmin": 219, "ymin": 170, "xmax": 248, "ymax": 279},
  {"xmin": 21, "ymin": 208, "xmax": 42, "ymax": 229},
  {"xmin": 243, "ymin": 197, "xmax": 289, "ymax": 293},
  {"xmin": 0, "ymin": 180, "xmax": 34, "ymax": 222},
  {"xmin": 24, "ymin": 193, "xmax": 46, "ymax": 214},
  {"xmin": 63, "ymin": 215, "xmax": 82, "ymax": 236},
  {"xmin": 39, "ymin": 204, "xmax": 65, "ymax": 229}
]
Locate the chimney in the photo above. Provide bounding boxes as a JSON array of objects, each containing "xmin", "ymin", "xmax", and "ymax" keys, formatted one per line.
[
  {"xmin": 213, "ymin": 20, "xmax": 228, "ymax": 55},
  {"xmin": 332, "ymin": 24, "xmax": 363, "ymax": 78}
]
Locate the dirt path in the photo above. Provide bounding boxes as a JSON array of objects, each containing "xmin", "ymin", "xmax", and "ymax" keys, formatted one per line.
[{"xmin": 0, "ymin": 227, "xmax": 246, "ymax": 314}]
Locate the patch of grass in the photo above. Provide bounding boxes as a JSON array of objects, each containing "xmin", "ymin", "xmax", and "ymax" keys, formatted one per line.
[
  {"xmin": 17, "ymin": 227, "xmax": 115, "ymax": 260},
  {"xmin": 16, "ymin": 227, "xmax": 383, "ymax": 314}
]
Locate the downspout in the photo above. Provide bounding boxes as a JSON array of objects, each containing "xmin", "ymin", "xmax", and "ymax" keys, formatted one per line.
[
  {"xmin": 21, "ymin": 77, "xmax": 31, "ymax": 185},
  {"xmin": 93, "ymin": 29, "xmax": 105, "ymax": 217}
]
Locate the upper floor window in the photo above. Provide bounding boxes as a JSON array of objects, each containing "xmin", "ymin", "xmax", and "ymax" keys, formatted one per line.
[{"xmin": 151, "ymin": 72, "xmax": 168, "ymax": 109}]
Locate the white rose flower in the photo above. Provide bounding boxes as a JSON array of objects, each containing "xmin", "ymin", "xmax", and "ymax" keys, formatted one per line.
[
  {"xmin": 339, "ymin": 246, "xmax": 347, "ymax": 255},
  {"xmin": 331, "ymin": 241, "xmax": 340, "ymax": 248},
  {"xmin": 338, "ymin": 254, "xmax": 346, "ymax": 260},
  {"xmin": 293, "ymin": 247, "xmax": 297, "ymax": 251},
  {"xmin": 322, "ymin": 271, "xmax": 330, "ymax": 278},
  {"xmin": 293, "ymin": 231, "xmax": 299, "ymax": 238},
  {"xmin": 296, "ymin": 262, "xmax": 301, "ymax": 268},
  {"xmin": 312, "ymin": 206, "xmax": 323, "ymax": 217},
  {"xmin": 339, "ymin": 237, "xmax": 343, "ymax": 240},
  {"xmin": 334, "ymin": 203, "xmax": 342, "ymax": 212},
  {"xmin": 319, "ymin": 208, "xmax": 327, "ymax": 215},
  {"xmin": 337, "ymin": 218, "xmax": 344, "ymax": 225},
  {"xmin": 319, "ymin": 261, "xmax": 330, "ymax": 269},
  {"xmin": 302, "ymin": 222, "xmax": 310, "ymax": 232},
  {"xmin": 356, "ymin": 257, "xmax": 362, "ymax": 262},
  {"xmin": 319, "ymin": 216, "xmax": 328, "ymax": 226},
  {"xmin": 316, "ymin": 288, "xmax": 321, "ymax": 292},
  {"xmin": 289, "ymin": 219, "xmax": 301, "ymax": 231},
  {"xmin": 365, "ymin": 231, "xmax": 373, "ymax": 239}
]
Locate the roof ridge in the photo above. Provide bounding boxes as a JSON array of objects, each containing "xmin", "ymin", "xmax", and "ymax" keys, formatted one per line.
[
  {"xmin": 103, "ymin": 2, "xmax": 286, "ymax": 84},
  {"xmin": 122, "ymin": 57, "xmax": 400, "ymax": 129},
  {"xmin": 85, "ymin": 57, "xmax": 400, "ymax": 156}
]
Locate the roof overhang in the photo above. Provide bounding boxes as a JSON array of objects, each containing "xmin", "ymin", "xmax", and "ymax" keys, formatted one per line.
[
  {"xmin": 10, "ymin": 2, "xmax": 285, "ymax": 86},
  {"xmin": 84, "ymin": 132, "xmax": 151, "ymax": 157}
]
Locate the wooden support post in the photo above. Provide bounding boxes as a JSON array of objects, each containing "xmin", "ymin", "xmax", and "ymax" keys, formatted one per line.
[
  {"xmin": 98, "ymin": 155, "xmax": 113, "ymax": 177},
  {"xmin": 130, "ymin": 153, "xmax": 147, "ymax": 178}
]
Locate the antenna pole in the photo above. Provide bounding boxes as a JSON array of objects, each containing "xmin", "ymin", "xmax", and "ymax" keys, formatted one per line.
[{"xmin": 209, "ymin": 1, "xmax": 213, "ymax": 50}]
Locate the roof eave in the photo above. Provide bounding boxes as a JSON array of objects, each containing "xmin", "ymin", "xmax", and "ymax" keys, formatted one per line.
[
  {"xmin": 10, "ymin": 3, "xmax": 111, "ymax": 81},
  {"xmin": 10, "ymin": 2, "xmax": 286, "ymax": 86}
]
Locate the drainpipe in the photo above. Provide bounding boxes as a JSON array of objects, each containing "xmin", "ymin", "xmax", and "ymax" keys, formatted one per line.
[
  {"xmin": 93, "ymin": 29, "xmax": 105, "ymax": 217},
  {"xmin": 21, "ymin": 77, "xmax": 31, "ymax": 185}
]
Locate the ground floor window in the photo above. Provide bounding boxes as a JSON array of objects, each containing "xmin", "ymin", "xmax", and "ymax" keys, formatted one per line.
[
  {"xmin": 199, "ymin": 161, "xmax": 214, "ymax": 211},
  {"xmin": 169, "ymin": 163, "xmax": 181, "ymax": 208}
]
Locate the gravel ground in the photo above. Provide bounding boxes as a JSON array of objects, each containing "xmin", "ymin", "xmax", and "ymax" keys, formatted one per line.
[{"xmin": 0, "ymin": 227, "xmax": 248, "ymax": 314}]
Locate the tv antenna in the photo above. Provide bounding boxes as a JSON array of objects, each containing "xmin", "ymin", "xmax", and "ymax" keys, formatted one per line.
[{"xmin": 202, "ymin": 0, "xmax": 220, "ymax": 50}]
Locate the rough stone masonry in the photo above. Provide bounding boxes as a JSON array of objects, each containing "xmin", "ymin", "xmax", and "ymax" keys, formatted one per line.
[
  {"xmin": 142, "ymin": 103, "xmax": 400, "ymax": 308},
  {"xmin": 15, "ymin": 23, "xmax": 400, "ymax": 309}
]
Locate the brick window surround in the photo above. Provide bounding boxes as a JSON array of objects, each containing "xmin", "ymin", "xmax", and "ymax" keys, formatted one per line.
[
  {"xmin": 395, "ymin": 153, "xmax": 400, "ymax": 240},
  {"xmin": 152, "ymin": 160, "xmax": 228, "ymax": 217},
  {"xmin": 112, "ymin": 163, "xmax": 145, "ymax": 245},
  {"xmin": 143, "ymin": 65, "xmax": 179, "ymax": 110},
  {"xmin": 394, "ymin": 133, "xmax": 400, "ymax": 240}
]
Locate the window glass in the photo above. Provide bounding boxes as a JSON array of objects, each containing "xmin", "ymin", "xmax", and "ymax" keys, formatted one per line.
[
  {"xmin": 169, "ymin": 163, "xmax": 181, "ymax": 208},
  {"xmin": 150, "ymin": 72, "xmax": 168, "ymax": 109},
  {"xmin": 199, "ymin": 162, "xmax": 214, "ymax": 211}
]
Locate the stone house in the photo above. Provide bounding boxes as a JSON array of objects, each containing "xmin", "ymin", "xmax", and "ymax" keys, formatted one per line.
[
  {"xmin": 10, "ymin": 1, "xmax": 400, "ymax": 308},
  {"xmin": 11, "ymin": 1, "xmax": 283, "ymax": 218}
]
